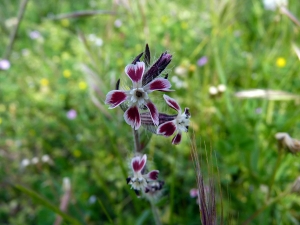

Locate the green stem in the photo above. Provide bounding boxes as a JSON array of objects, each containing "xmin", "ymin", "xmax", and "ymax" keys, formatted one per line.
[
  {"xmin": 4, "ymin": 0, "xmax": 29, "ymax": 60},
  {"xmin": 267, "ymin": 144, "xmax": 283, "ymax": 200},
  {"xmin": 150, "ymin": 200, "xmax": 162, "ymax": 225}
]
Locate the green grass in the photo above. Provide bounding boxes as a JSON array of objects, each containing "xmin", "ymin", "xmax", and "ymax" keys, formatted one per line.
[{"xmin": 1, "ymin": 0, "xmax": 300, "ymax": 224}]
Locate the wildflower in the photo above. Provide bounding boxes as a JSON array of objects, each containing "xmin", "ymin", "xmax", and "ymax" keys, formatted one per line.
[
  {"xmin": 209, "ymin": 86, "xmax": 218, "ymax": 96},
  {"xmin": 88, "ymin": 195, "xmax": 97, "ymax": 204},
  {"xmin": 114, "ymin": 19, "xmax": 122, "ymax": 28},
  {"xmin": 171, "ymin": 76, "xmax": 187, "ymax": 89},
  {"xmin": 41, "ymin": 154, "xmax": 53, "ymax": 164},
  {"xmin": 31, "ymin": 157, "xmax": 39, "ymax": 164},
  {"xmin": 276, "ymin": 57, "xmax": 286, "ymax": 67},
  {"xmin": 63, "ymin": 177, "xmax": 71, "ymax": 191},
  {"xmin": 88, "ymin": 34, "xmax": 103, "ymax": 46},
  {"xmin": 0, "ymin": 59, "xmax": 10, "ymax": 70},
  {"xmin": 217, "ymin": 84, "xmax": 226, "ymax": 93},
  {"xmin": 29, "ymin": 30, "xmax": 41, "ymax": 40},
  {"xmin": 174, "ymin": 65, "xmax": 187, "ymax": 76},
  {"xmin": 105, "ymin": 60, "xmax": 172, "ymax": 130},
  {"xmin": 63, "ymin": 69, "xmax": 71, "ymax": 78},
  {"xmin": 275, "ymin": 132, "xmax": 300, "ymax": 154},
  {"xmin": 189, "ymin": 64, "xmax": 196, "ymax": 72},
  {"xmin": 127, "ymin": 154, "xmax": 159, "ymax": 195},
  {"xmin": 190, "ymin": 188, "xmax": 199, "ymax": 198},
  {"xmin": 67, "ymin": 109, "xmax": 77, "ymax": 120},
  {"xmin": 263, "ymin": 0, "xmax": 287, "ymax": 11},
  {"xmin": 20, "ymin": 158, "xmax": 30, "ymax": 168},
  {"xmin": 197, "ymin": 56, "xmax": 208, "ymax": 67},
  {"xmin": 145, "ymin": 180, "xmax": 164, "ymax": 198},
  {"xmin": 40, "ymin": 78, "xmax": 49, "ymax": 86},
  {"xmin": 79, "ymin": 81, "xmax": 87, "ymax": 90},
  {"xmin": 157, "ymin": 95, "xmax": 191, "ymax": 145}
]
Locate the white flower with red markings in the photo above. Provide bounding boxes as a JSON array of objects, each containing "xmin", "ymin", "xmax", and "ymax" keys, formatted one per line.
[
  {"xmin": 105, "ymin": 61, "xmax": 171, "ymax": 130},
  {"xmin": 157, "ymin": 95, "xmax": 191, "ymax": 145},
  {"xmin": 127, "ymin": 154, "xmax": 159, "ymax": 193}
]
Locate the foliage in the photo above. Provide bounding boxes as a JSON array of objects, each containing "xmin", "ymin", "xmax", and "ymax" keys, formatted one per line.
[{"xmin": 1, "ymin": 0, "xmax": 300, "ymax": 224}]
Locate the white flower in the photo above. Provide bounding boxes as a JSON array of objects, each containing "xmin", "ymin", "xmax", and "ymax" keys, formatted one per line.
[
  {"xmin": 127, "ymin": 155, "xmax": 159, "ymax": 193},
  {"xmin": 21, "ymin": 158, "xmax": 30, "ymax": 168},
  {"xmin": 263, "ymin": 0, "xmax": 288, "ymax": 11},
  {"xmin": 31, "ymin": 157, "xmax": 39, "ymax": 164}
]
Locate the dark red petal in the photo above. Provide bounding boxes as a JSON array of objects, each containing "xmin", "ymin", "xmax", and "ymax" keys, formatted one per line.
[
  {"xmin": 172, "ymin": 132, "xmax": 182, "ymax": 145},
  {"xmin": 145, "ymin": 101, "xmax": 159, "ymax": 126},
  {"xmin": 124, "ymin": 61, "xmax": 145, "ymax": 83},
  {"xmin": 157, "ymin": 121, "xmax": 177, "ymax": 136},
  {"xmin": 105, "ymin": 90, "xmax": 127, "ymax": 108},
  {"xmin": 147, "ymin": 170, "xmax": 159, "ymax": 180},
  {"xmin": 131, "ymin": 155, "xmax": 147, "ymax": 172},
  {"xmin": 124, "ymin": 106, "xmax": 141, "ymax": 130},
  {"xmin": 163, "ymin": 94, "xmax": 181, "ymax": 112},
  {"xmin": 143, "ymin": 78, "xmax": 171, "ymax": 92}
]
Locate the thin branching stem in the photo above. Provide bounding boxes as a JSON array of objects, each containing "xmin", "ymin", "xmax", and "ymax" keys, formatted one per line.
[
  {"xmin": 4, "ymin": 0, "xmax": 29, "ymax": 60},
  {"xmin": 280, "ymin": 6, "xmax": 300, "ymax": 27}
]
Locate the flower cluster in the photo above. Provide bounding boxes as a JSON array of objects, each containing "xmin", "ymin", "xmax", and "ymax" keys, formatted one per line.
[
  {"xmin": 105, "ymin": 44, "xmax": 191, "ymax": 144},
  {"xmin": 126, "ymin": 155, "xmax": 161, "ymax": 197},
  {"xmin": 105, "ymin": 44, "xmax": 191, "ymax": 195}
]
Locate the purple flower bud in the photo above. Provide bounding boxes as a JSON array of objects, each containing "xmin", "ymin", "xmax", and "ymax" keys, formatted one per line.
[
  {"xmin": 29, "ymin": 30, "xmax": 41, "ymax": 40},
  {"xmin": 67, "ymin": 109, "xmax": 77, "ymax": 120},
  {"xmin": 0, "ymin": 59, "xmax": 10, "ymax": 70},
  {"xmin": 197, "ymin": 56, "xmax": 208, "ymax": 67}
]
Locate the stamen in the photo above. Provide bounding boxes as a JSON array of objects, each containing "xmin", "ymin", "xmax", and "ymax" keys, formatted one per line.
[{"xmin": 136, "ymin": 90, "xmax": 143, "ymax": 98}]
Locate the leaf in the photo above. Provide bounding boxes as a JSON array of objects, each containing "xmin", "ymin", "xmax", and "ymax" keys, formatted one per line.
[{"xmin": 14, "ymin": 184, "xmax": 82, "ymax": 225}]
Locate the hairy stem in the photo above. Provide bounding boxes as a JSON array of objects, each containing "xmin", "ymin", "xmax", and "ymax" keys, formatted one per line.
[
  {"xmin": 150, "ymin": 200, "xmax": 162, "ymax": 225},
  {"xmin": 132, "ymin": 128, "xmax": 141, "ymax": 153},
  {"xmin": 4, "ymin": 0, "xmax": 29, "ymax": 60}
]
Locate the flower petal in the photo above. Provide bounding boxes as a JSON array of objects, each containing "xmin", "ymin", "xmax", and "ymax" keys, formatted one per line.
[
  {"xmin": 131, "ymin": 154, "xmax": 147, "ymax": 173},
  {"xmin": 146, "ymin": 170, "xmax": 159, "ymax": 180},
  {"xmin": 157, "ymin": 120, "xmax": 177, "ymax": 136},
  {"xmin": 124, "ymin": 105, "xmax": 141, "ymax": 130},
  {"xmin": 105, "ymin": 90, "xmax": 127, "ymax": 109},
  {"xmin": 125, "ymin": 61, "xmax": 145, "ymax": 83},
  {"xmin": 145, "ymin": 101, "xmax": 159, "ymax": 126},
  {"xmin": 172, "ymin": 132, "xmax": 182, "ymax": 145},
  {"xmin": 163, "ymin": 94, "xmax": 181, "ymax": 112},
  {"xmin": 143, "ymin": 78, "xmax": 172, "ymax": 92}
]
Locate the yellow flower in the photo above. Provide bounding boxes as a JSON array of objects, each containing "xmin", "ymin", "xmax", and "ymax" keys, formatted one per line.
[
  {"xmin": 276, "ymin": 57, "xmax": 286, "ymax": 68},
  {"xmin": 63, "ymin": 69, "xmax": 71, "ymax": 78},
  {"xmin": 40, "ymin": 78, "xmax": 49, "ymax": 86},
  {"xmin": 79, "ymin": 81, "xmax": 87, "ymax": 90},
  {"xmin": 189, "ymin": 64, "xmax": 196, "ymax": 72},
  {"xmin": 61, "ymin": 19, "xmax": 70, "ymax": 27}
]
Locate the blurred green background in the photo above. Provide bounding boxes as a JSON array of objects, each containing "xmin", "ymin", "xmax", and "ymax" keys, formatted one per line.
[{"xmin": 1, "ymin": 0, "xmax": 300, "ymax": 224}]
